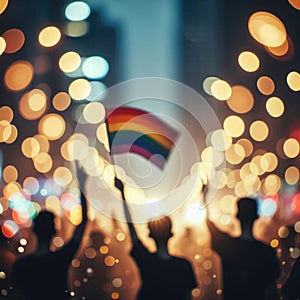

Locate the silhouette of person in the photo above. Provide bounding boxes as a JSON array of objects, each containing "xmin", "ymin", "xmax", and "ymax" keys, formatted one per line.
[
  {"xmin": 205, "ymin": 192, "xmax": 280, "ymax": 300},
  {"xmin": 115, "ymin": 177, "xmax": 197, "ymax": 300},
  {"xmin": 12, "ymin": 162, "xmax": 88, "ymax": 300}
]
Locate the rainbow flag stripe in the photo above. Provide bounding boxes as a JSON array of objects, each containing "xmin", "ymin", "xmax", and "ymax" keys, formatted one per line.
[{"xmin": 106, "ymin": 107, "xmax": 179, "ymax": 169}]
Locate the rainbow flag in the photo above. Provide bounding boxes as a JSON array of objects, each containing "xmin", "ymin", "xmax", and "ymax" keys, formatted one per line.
[{"xmin": 106, "ymin": 107, "xmax": 179, "ymax": 169}]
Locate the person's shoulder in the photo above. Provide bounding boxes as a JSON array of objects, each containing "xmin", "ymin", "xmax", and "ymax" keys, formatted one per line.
[
  {"xmin": 132, "ymin": 240, "xmax": 147, "ymax": 250},
  {"xmin": 130, "ymin": 240, "xmax": 150, "ymax": 256}
]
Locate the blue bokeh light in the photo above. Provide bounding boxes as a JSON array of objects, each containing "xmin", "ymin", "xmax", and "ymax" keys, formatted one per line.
[{"xmin": 65, "ymin": 1, "xmax": 91, "ymax": 22}]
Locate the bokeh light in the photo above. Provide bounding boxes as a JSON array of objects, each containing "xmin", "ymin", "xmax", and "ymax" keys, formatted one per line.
[
  {"xmin": 19, "ymin": 91, "xmax": 46, "ymax": 120},
  {"xmin": 201, "ymin": 146, "xmax": 224, "ymax": 168},
  {"xmin": 292, "ymin": 193, "xmax": 300, "ymax": 214},
  {"xmin": 45, "ymin": 195, "xmax": 61, "ymax": 214},
  {"xmin": 238, "ymin": 51, "xmax": 260, "ymax": 72},
  {"xmin": 249, "ymin": 120, "xmax": 269, "ymax": 142},
  {"xmin": 257, "ymin": 76, "xmax": 275, "ymax": 95},
  {"xmin": 202, "ymin": 76, "xmax": 219, "ymax": 96},
  {"xmin": 0, "ymin": 36, "xmax": 6, "ymax": 55},
  {"xmin": 225, "ymin": 144, "xmax": 245, "ymax": 165},
  {"xmin": 278, "ymin": 226, "xmax": 289, "ymax": 238},
  {"xmin": 0, "ymin": 122, "xmax": 11, "ymax": 144},
  {"xmin": 260, "ymin": 152, "xmax": 278, "ymax": 172},
  {"xmin": 0, "ymin": 0, "xmax": 9, "ymax": 14},
  {"xmin": 96, "ymin": 123, "xmax": 109, "ymax": 144},
  {"xmin": 2, "ymin": 220, "xmax": 19, "ymax": 238},
  {"xmin": 226, "ymin": 85, "xmax": 254, "ymax": 114},
  {"xmin": 286, "ymin": 71, "xmax": 300, "ymax": 91},
  {"xmin": 0, "ymin": 106, "xmax": 14, "ymax": 123},
  {"xmin": 270, "ymin": 239, "xmax": 279, "ymax": 248},
  {"xmin": 3, "ymin": 165, "xmax": 18, "ymax": 183},
  {"xmin": 23, "ymin": 177, "xmax": 40, "ymax": 195},
  {"xmin": 0, "ymin": 120, "xmax": 11, "ymax": 143},
  {"xmin": 34, "ymin": 134, "xmax": 50, "ymax": 153},
  {"xmin": 83, "ymin": 102, "xmax": 105, "ymax": 124},
  {"xmin": 111, "ymin": 292, "xmax": 119, "ymax": 299},
  {"xmin": 38, "ymin": 113, "xmax": 66, "ymax": 141},
  {"xmin": 211, "ymin": 129, "xmax": 232, "ymax": 151},
  {"xmin": 52, "ymin": 92, "xmax": 71, "ymax": 111},
  {"xmin": 285, "ymin": 166, "xmax": 299, "ymax": 185},
  {"xmin": 2, "ymin": 28, "xmax": 25, "ymax": 54},
  {"xmin": 64, "ymin": 21, "xmax": 89, "ymax": 37},
  {"xmin": 248, "ymin": 11, "xmax": 287, "ymax": 47},
  {"xmin": 65, "ymin": 1, "xmax": 91, "ymax": 21},
  {"xmin": 236, "ymin": 138, "xmax": 253, "ymax": 157},
  {"xmin": 5, "ymin": 125, "xmax": 18, "ymax": 144},
  {"xmin": 260, "ymin": 198, "xmax": 277, "ymax": 217},
  {"xmin": 38, "ymin": 26, "xmax": 61, "ymax": 47},
  {"xmin": 59, "ymin": 51, "xmax": 81, "ymax": 73},
  {"xmin": 283, "ymin": 138, "xmax": 300, "ymax": 158},
  {"xmin": 68, "ymin": 78, "xmax": 91, "ymax": 100},
  {"xmin": 3, "ymin": 182, "xmax": 21, "ymax": 199},
  {"xmin": 210, "ymin": 79, "xmax": 232, "ymax": 101},
  {"xmin": 21, "ymin": 137, "xmax": 40, "ymax": 158},
  {"xmin": 53, "ymin": 167, "xmax": 73, "ymax": 187},
  {"xmin": 288, "ymin": 0, "xmax": 300, "ymax": 10},
  {"xmin": 250, "ymin": 156, "xmax": 264, "ymax": 176},
  {"xmin": 82, "ymin": 56, "xmax": 110, "ymax": 79},
  {"xmin": 104, "ymin": 256, "xmax": 115, "ymax": 267},
  {"xmin": 80, "ymin": 148, "xmax": 104, "ymax": 176},
  {"xmin": 263, "ymin": 174, "xmax": 281, "ymax": 194},
  {"xmin": 266, "ymin": 96, "xmax": 284, "ymax": 118},
  {"xmin": 33, "ymin": 152, "xmax": 53, "ymax": 173},
  {"xmin": 86, "ymin": 81, "xmax": 107, "ymax": 102},
  {"xmin": 223, "ymin": 115, "xmax": 245, "ymax": 138},
  {"xmin": 4, "ymin": 60, "xmax": 34, "ymax": 91},
  {"xmin": 28, "ymin": 89, "xmax": 47, "ymax": 112},
  {"xmin": 66, "ymin": 133, "xmax": 89, "ymax": 160},
  {"xmin": 265, "ymin": 38, "xmax": 289, "ymax": 57}
]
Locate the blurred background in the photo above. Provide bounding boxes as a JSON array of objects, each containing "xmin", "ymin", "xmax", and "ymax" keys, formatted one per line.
[{"xmin": 0, "ymin": 0, "xmax": 300, "ymax": 299}]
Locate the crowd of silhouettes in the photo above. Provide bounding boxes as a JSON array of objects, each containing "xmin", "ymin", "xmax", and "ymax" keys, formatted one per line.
[{"xmin": 2, "ymin": 163, "xmax": 300, "ymax": 299}]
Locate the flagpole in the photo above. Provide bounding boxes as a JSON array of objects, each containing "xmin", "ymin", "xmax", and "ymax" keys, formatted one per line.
[
  {"xmin": 104, "ymin": 107, "xmax": 135, "ymax": 228},
  {"xmin": 103, "ymin": 107, "xmax": 115, "ymax": 166}
]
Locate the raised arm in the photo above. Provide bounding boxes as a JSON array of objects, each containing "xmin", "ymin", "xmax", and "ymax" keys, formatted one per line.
[
  {"xmin": 114, "ymin": 177, "xmax": 139, "ymax": 244},
  {"xmin": 72, "ymin": 162, "xmax": 88, "ymax": 243}
]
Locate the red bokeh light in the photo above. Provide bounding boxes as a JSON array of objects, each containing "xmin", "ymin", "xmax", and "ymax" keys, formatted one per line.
[{"xmin": 292, "ymin": 193, "xmax": 300, "ymax": 214}]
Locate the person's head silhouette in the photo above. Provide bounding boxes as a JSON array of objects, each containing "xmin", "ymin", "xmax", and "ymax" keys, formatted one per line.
[
  {"xmin": 236, "ymin": 197, "xmax": 258, "ymax": 227},
  {"xmin": 148, "ymin": 216, "xmax": 173, "ymax": 244},
  {"xmin": 33, "ymin": 211, "xmax": 56, "ymax": 243}
]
